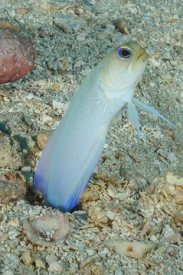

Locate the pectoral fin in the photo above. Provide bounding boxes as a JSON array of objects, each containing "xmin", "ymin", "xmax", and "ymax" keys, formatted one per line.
[
  {"xmin": 127, "ymin": 101, "xmax": 141, "ymax": 139},
  {"xmin": 132, "ymin": 98, "xmax": 172, "ymax": 126}
]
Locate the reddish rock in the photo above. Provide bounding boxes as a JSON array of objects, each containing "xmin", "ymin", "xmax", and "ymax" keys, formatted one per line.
[{"xmin": 0, "ymin": 30, "xmax": 35, "ymax": 83}]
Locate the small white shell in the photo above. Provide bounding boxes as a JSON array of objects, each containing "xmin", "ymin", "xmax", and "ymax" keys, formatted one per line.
[{"xmin": 23, "ymin": 210, "xmax": 69, "ymax": 246}]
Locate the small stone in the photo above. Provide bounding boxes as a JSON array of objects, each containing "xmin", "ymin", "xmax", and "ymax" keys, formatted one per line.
[
  {"xmin": 154, "ymin": 52, "xmax": 161, "ymax": 59},
  {"xmin": 46, "ymin": 254, "xmax": 58, "ymax": 264},
  {"xmin": 166, "ymin": 130, "xmax": 176, "ymax": 141},
  {"xmin": 16, "ymin": 9, "xmax": 28, "ymax": 15},
  {"xmin": 26, "ymin": 93, "xmax": 34, "ymax": 100},
  {"xmin": 107, "ymin": 184, "xmax": 118, "ymax": 198},
  {"xmin": 0, "ymin": 135, "xmax": 23, "ymax": 169},
  {"xmin": 74, "ymin": 60, "xmax": 85, "ymax": 68},
  {"xmin": 0, "ymin": 171, "xmax": 26, "ymax": 204},
  {"xmin": 79, "ymin": 190, "xmax": 99, "ymax": 203},
  {"xmin": 21, "ymin": 251, "xmax": 33, "ymax": 266},
  {"xmin": 42, "ymin": 114, "xmax": 53, "ymax": 124},
  {"xmin": 164, "ymin": 225, "xmax": 181, "ymax": 243},
  {"xmin": 48, "ymin": 261, "xmax": 62, "ymax": 272},
  {"xmin": 52, "ymin": 100, "xmax": 64, "ymax": 110},
  {"xmin": 21, "ymin": 166, "xmax": 31, "ymax": 172},
  {"xmin": 0, "ymin": 233, "xmax": 8, "ymax": 242},
  {"xmin": 52, "ymin": 83, "xmax": 60, "ymax": 90},
  {"xmin": 8, "ymin": 218, "xmax": 20, "ymax": 227},
  {"xmin": 106, "ymin": 211, "xmax": 115, "ymax": 220},
  {"xmin": 35, "ymin": 259, "xmax": 46, "ymax": 269},
  {"xmin": 86, "ymin": 249, "xmax": 95, "ymax": 256},
  {"xmin": 88, "ymin": 207, "xmax": 108, "ymax": 224},
  {"xmin": 77, "ymin": 33, "xmax": 87, "ymax": 41},
  {"xmin": 39, "ymin": 31, "xmax": 49, "ymax": 38},
  {"xmin": 53, "ymin": 14, "xmax": 86, "ymax": 34},
  {"xmin": 23, "ymin": 114, "xmax": 34, "ymax": 126},
  {"xmin": 120, "ymin": 168, "xmax": 148, "ymax": 191},
  {"xmin": 112, "ymin": 207, "xmax": 120, "ymax": 213},
  {"xmin": 91, "ymin": 265, "xmax": 105, "ymax": 275},
  {"xmin": 80, "ymin": 68, "xmax": 91, "ymax": 76},
  {"xmin": 0, "ymin": 22, "xmax": 20, "ymax": 32},
  {"xmin": 36, "ymin": 133, "xmax": 50, "ymax": 150},
  {"xmin": 174, "ymin": 213, "xmax": 183, "ymax": 226}
]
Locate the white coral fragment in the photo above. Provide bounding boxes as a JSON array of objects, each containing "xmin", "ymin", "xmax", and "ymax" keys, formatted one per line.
[
  {"xmin": 106, "ymin": 240, "xmax": 154, "ymax": 259},
  {"xmin": 23, "ymin": 210, "xmax": 69, "ymax": 246}
]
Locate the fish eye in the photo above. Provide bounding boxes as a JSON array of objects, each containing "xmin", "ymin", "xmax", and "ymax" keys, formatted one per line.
[{"xmin": 118, "ymin": 47, "xmax": 131, "ymax": 60}]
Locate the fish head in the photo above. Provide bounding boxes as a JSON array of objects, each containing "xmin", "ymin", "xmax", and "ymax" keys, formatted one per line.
[{"xmin": 99, "ymin": 41, "xmax": 148, "ymax": 102}]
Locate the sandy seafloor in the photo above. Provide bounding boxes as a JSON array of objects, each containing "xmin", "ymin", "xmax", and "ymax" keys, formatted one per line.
[{"xmin": 0, "ymin": 0, "xmax": 183, "ymax": 274}]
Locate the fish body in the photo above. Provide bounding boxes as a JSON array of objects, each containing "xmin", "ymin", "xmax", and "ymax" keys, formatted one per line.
[{"xmin": 34, "ymin": 41, "xmax": 171, "ymax": 212}]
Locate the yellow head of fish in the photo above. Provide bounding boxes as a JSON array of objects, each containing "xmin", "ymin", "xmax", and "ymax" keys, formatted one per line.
[{"xmin": 98, "ymin": 41, "xmax": 148, "ymax": 102}]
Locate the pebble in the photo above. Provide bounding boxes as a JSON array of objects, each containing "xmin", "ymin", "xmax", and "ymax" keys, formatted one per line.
[
  {"xmin": 0, "ymin": 135, "xmax": 23, "ymax": 169},
  {"xmin": 52, "ymin": 99, "xmax": 64, "ymax": 110},
  {"xmin": 107, "ymin": 185, "xmax": 118, "ymax": 198},
  {"xmin": 8, "ymin": 229, "xmax": 18, "ymax": 240},
  {"xmin": 36, "ymin": 133, "xmax": 50, "ymax": 150},
  {"xmin": 48, "ymin": 261, "xmax": 62, "ymax": 272},
  {"xmin": 21, "ymin": 251, "xmax": 33, "ymax": 266},
  {"xmin": 34, "ymin": 258, "xmax": 46, "ymax": 269},
  {"xmin": 54, "ymin": 14, "xmax": 86, "ymax": 33},
  {"xmin": 0, "ymin": 171, "xmax": 26, "ymax": 204},
  {"xmin": 86, "ymin": 249, "xmax": 95, "ymax": 256},
  {"xmin": 77, "ymin": 33, "xmax": 87, "ymax": 41},
  {"xmin": 16, "ymin": 8, "xmax": 28, "ymax": 15}
]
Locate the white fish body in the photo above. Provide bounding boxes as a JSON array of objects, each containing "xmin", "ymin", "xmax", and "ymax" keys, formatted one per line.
[{"xmin": 34, "ymin": 41, "xmax": 171, "ymax": 212}]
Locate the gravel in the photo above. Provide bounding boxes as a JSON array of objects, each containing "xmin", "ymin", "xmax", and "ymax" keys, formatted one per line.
[{"xmin": 0, "ymin": 0, "xmax": 183, "ymax": 274}]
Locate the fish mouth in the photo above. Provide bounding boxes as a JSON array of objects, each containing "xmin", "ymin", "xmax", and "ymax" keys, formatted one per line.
[
  {"xmin": 131, "ymin": 48, "xmax": 148, "ymax": 72},
  {"xmin": 137, "ymin": 48, "xmax": 148, "ymax": 61}
]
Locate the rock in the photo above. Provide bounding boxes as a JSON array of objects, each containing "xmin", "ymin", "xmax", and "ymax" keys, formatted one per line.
[
  {"xmin": 0, "ymin": 171, "xmax": 26, "ymax": 204},
  {"xmin": 0, "ymin": 30, "xmax": 35, "ymax": 83},
  {"xmin": 47, "ymin": 57, "xmax": 69, "ymax": 74},
  {"xmin": 0, "ymin": 133, "xmax": 23, "ymax": 169},
  {"xmin": 88, "ymin": 206, "xmax": 108, "ymax": 224},
  {"xmin": 48, "ymin": 261, "xmax": 62, "ymax": 272},
  {"xmin": 120, "ymin": 168, "xmax": 149, "ymax": 191},
  {"xmin": 34, "ymin": 259, "xmax": 46, "ymax": 269},
  {"xmin": 53, "ymin": 14, "xmax": 86, "ymax": 33},
  {"xmin": 21, "ymin": 251, "xmax": 33, "ymax": 266},
  {"xmin": 0, "ymin": 21, "xmax": 20, "ymax": 32},
  {"xmin": 79, "ymin": 190, "xmax": 100, "ymax": 203},
  {"xmin": 36, "ymin": 133, "xmax": 50, "ymax": 150}
]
